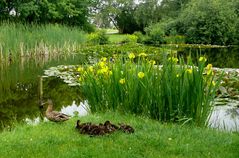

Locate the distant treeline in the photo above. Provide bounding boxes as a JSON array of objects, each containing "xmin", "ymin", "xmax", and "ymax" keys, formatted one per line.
[
  {"xmin": 0, "ymin": 0, "xmax": 94, "ymax": 31},
  {"xmin": 1, "ymin": 0, "xmax": 239, "ymax": 45}
]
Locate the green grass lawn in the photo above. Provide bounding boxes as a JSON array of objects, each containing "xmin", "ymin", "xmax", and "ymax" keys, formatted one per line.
[
  {"xmin": 106, "ymin": 33, "xmax": 129, "ymax": 43},
  {"xmin": 0, "ymin": 112, "xmax": 238, "ymax": 158}
]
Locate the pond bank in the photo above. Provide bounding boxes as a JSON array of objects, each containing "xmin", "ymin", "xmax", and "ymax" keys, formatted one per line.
[
  {"xmin": 0, "ymin": 112, "xmax": 238, "ymax": 158},
  {"xmin": 43, "ymin": 65, "xmax": 239, "ymax": 132}
]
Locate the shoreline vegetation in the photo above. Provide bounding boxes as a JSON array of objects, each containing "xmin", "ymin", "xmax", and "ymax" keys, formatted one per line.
[
  {"xmin": 0, "ymin": 112, "xmax": 239, "ymax": 158},
  {"xmin": 0, "ymin": 22, "xmax": 237, "ymax": 59}
]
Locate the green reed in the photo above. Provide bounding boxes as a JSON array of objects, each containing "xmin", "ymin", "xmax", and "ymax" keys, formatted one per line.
[
  {"xmin": 78, "ymin": 53, "xmax": 221, "ymax": 126},
  {"xmin": 0, "ymin": 22, "xmax": 86, "ymax": 58}
]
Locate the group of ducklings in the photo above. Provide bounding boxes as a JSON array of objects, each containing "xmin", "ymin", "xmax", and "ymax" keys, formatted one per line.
[
  {"xmin": 76, "ymin": 120, "xmax": 134, "ymax": 136},
  {"xmin": 43, "ymin": 99, "xmax": 134, "ymax": 136}
]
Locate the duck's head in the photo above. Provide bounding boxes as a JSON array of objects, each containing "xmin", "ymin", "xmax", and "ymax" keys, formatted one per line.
[
  {"xmin": 76, "ymin": 120, "xmax": 81, "ymax": 129},
  {"xmin": 104, "ymin": 120, "xmax": 111, "ymax": 126}
]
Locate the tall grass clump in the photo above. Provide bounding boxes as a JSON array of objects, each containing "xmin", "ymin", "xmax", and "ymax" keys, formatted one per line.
[
  {"xmin": 0, "ymin": 22, "xmax": 86, "ymax": 57},
  {"xmin": 77, "ymin": 53, "xmax": 221, "ymax": 126},
  {"xmin": 87, "ymin": 30, "xmax": 109, "ymax": 45}
]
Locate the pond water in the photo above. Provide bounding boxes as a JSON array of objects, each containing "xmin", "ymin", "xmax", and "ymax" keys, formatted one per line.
[
  {"xmin": 176, "ymin": 46, "xmax": 239, "ymax": 68},
  {"xmin": 0, "ymin": 45, "xmax": 238, "ymax": 131}
]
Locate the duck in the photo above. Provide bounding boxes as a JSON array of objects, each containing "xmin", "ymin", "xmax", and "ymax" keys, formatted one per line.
[{"xmin": 45, "ymin": 99, "xmax": 70, "ymax": 122}]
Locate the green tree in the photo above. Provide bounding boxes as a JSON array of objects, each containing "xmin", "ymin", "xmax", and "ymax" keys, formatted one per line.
[
  {"xmin": 159, "ymin": 0, "xmax": 190, "ymax": 18},
  {"xmin": 134, "ymin": 0, "xmax": 161, "ymax": 30},
  {"xmin": 0, "ymin": 0, "xmax": 94, "ymax": 31},
  {"xmin": 92, "ymin": 0, "xmax": 136, "ymax": 32},
  {"xmin": 178, "ymin": 0, "xmax": 237, "ymax": 45}
]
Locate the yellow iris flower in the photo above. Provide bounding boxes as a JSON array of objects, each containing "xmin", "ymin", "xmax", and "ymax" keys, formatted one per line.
[
  {"xmin": 119, "ymin": 78, "xmax": 126, "ymax": 84},
  {"xmin": 128, "ymin": 53, "xmax": 135, "ymax": 59},
  {"xmin": 199, "ymin": 56, "xmax": 207, "ymax": 62},
  {"xmin": 138, "ymin": 72, "xmax": 145, "ymax": 79}
]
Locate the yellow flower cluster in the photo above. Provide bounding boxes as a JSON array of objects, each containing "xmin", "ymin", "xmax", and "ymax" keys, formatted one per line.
[
  {"xmin": 119, "ymin": 78, "xmax": 126, "ymax": 84},
  {"xmin": 206, "ymin": 64, "xmax": 213, "ymax": 75},
  {"xmin": 88, "ymin": 66, "xmax": 94, "ymax": 72},
  {"xmin": 77, "ymin": 67, "xmax": 84, "ymax": 72},
  {"xmin": 139, "ymin": 52, "xmax": 147, "ymax": 57},
  {"xmin": 168, "ymin": 57, "xmax": 178, "ymax": 63},
  {"xmin": 199, "ymin": 56, "xmax": 207, "ymax": 62},
  {"xmin": 149, "ymin": 60, "xmax": 156, "ymax": 65},
  {"xmin": 77, "ymin": 57, "xmax": 113, "ymax": 82},
  {"xmin": 212, "ymin": 81, "xmax": 216, "ymax": 86},
  {"xmin": 97, "ymin": 58, "xmax": 112, "ymax": 76},
  {"xmin": 128, "ymin": 53, "xmax": 135, "ymax": 59},
  {"xmin": 186, "ymin": 68, "xmax": 193, "ymax": 74}
]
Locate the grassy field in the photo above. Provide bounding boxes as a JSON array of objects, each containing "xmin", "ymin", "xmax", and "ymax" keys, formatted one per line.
[
  {"xmin": 0, "ymin": 112, "xmax": 238, "ymax": 158},
  {"xmin": 106, "ymin": 33, "xmax": 129, "ymax": 43}
]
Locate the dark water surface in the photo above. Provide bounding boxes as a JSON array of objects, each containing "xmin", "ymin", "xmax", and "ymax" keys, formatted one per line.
[
  {"xmin": 176, "ymin": 46, "xmax": 239, "ymax": 68},
  {"xmin": 0, "ymin": 46, "xmax": 238, "ymax": 131},
  {"xmin": 0, "ymin": 54, "xmax": 87, "ymax": 130}
]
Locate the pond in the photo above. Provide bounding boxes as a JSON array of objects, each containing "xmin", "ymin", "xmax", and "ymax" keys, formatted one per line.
[
  {"xmin": 0, "ymin": 45, "xmax": 238, "ymax": 131},
  {"xmin": 175, "ymin": 45, "xmax": 239, "ymax": 68}
]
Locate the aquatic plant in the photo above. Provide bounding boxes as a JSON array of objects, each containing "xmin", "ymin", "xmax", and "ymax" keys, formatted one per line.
[
  {"xmin": 0, "ymin": 22, "xmax": 86, "ymax": 58},
  {"xmin": 78, "ymin": 53, "xmax": 221, "ymax": 126}
]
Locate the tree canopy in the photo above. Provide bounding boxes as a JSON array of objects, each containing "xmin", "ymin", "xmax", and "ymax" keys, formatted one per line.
[
  {"xmin": 0, "ymin": 0, "xmax": 94, "ymax": 31},
  {"xmin": 0, "ymin": 0, "xmax": 238, "ymax": 44}
]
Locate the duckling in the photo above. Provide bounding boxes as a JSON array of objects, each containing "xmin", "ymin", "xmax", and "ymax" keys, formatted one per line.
[
  {"xmin": 76, "ymin": 120, "xmax": 94, "ymax": 134},
  {"xmin": 103, "ymin": 120, "xmax": 119, "ymax": 133},
  {"xmin": 45, "ymin": 99, "xmax": 70, "ymax": 122},
  {"xmin": 76, "ymin": 120, "xmax": 134, "ymax": 136},
  {"xmin": 76, "ymin": 120, "xmax": 105, "ymax": 136},
  {"xmin": 119, "ymin": 123, "xmax": 134, "ymax": 133},
  {"xmin": 89, "ymin": 125, "xmax": 106, "ymax": 136}
]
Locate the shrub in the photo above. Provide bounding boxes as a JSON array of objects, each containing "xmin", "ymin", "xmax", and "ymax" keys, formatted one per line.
[
  {"xmin": 121, "ymin": 34, "xmax": 138, "ymax": 44},
  {"xmin": 133, "ymin": 31, "xmax": 145, "ymax": 43},
  {"xmin": 144, "ymin": 23, "xmax": 165, "ymax": 45},
  {"xmin": 177, "ymin": 0, "xmax": 237, "ymax": 45},
  {"xmin": 164, "ymin": 35, "xmax": 186, "ymax": 44},
  {"xmin": 87, "ymin": 30, "xmax": 109, "ymax": 45},
  {"xmin": 77, "ymin": 53, "xmax": 221, "ymax": 126}
]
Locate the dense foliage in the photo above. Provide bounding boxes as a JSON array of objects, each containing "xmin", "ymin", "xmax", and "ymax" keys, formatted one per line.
[
  {"xmin": 0, "ymin": 0, "xmax": 94, "ymax": 31},
  {"xmin": 93, "ymin": 0, "xmax": 239, "ymax": 45},
  {"xmin": 175, "ymin": 0, "xmax": 238, "ymax": 45},
  {"xmin": 1, "ymin": 0, "xmax": 238, "ymax": 44}
]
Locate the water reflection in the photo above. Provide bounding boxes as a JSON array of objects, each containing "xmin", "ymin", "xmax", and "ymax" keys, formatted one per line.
[
  {"xmin": 60, "ymin": 100, "xmax": 89, "ymax": 117},
  {"xmin": 177, "ymin": 46, "xmax": 239, "ymax": 68},
  {"xmin": 25, "ymin": 117, "xmax": 48, "ymax": 126},
  {"xmin": 0, "ymin": 53, "xmax": 88, "ymax": 130},
  {"xmin": 209, "ymin": 106, "xmax": 239, "ymax": 132}
]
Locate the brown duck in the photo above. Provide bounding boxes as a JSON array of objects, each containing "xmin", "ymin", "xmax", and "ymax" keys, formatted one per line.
[{"xmin": 45, "ymin": 99, "xmax": 70, "ymax": 122}]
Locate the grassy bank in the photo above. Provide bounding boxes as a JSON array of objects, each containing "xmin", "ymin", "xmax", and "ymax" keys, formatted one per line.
[{"xmin": 0, "ymin": 112, "xmax": 238, "ymax": 158}]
